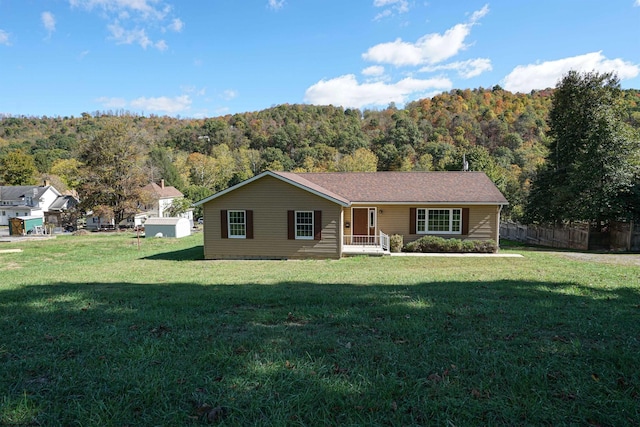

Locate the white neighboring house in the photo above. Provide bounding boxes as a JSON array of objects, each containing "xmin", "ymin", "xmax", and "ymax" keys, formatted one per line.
[
  {"xmin": 85, "ymin": 179, "xmax": 193, "ymax": 231},
  {"xmin": 0, "ymin": 183, "xmax": 76, "ymax": 227},
  {"xmin": 142, "ymin": 179, "xmax": 193, "ymax": 224}
]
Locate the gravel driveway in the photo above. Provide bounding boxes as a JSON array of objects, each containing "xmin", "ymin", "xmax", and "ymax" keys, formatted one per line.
[{"xmin": 550, "ymin": 251, "xmax": 640, "ymax": 266}]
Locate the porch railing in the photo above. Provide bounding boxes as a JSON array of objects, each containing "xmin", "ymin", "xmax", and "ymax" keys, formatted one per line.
[
  {"xmin": 379, "ymin": 231, "xmax": 389, "ymax": 251},
  {"xmin": 344, "ymin": 231, "xmax": 390, "ymax": 252}
]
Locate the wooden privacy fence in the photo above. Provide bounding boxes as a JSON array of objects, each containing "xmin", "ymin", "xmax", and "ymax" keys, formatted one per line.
[
  {"xmin": 609, "ymin": 221, "xmax": 640, "ymax": 251},
  {"xmin": 500, "ymin": 221, "xmax": 639, "ymax": 251}
]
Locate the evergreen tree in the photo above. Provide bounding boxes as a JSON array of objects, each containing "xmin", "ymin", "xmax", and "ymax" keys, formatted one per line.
[{"xmin": 525, "ymin": 71, "xmax": 640, "ymax": 225}]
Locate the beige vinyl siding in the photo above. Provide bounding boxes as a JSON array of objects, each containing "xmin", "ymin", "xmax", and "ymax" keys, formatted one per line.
[
  {"xmin": 467, "ymin": 205, "xmax": 500, "ymax": 242},
  {"xmin": 344, "ymin": 204, "xmax": 500, "ymax": 243},
  {"xmin": 202, "ymin": 175, "xmax": 342, "ymax": 259}
]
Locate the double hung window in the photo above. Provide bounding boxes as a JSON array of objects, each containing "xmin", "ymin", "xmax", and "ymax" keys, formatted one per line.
[
  {"xmin": 228, "ymin": 210, "xmax": 246, "ymax": 238},
  {"xmin": 417, "ymin": 208, "xmax": 462, "ymax": 234},
  {"xmin": 295, "ymin": 211, "xmax": 314, "ymax": 239}
]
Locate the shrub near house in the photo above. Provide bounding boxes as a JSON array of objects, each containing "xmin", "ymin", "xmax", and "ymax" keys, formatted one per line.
[{"xmin": 403, "ymin": 235, "xmax": 498, "ymax": 253}]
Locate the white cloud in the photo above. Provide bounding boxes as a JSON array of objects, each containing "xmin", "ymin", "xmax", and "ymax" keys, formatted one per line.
[
  {"xmin": 97, "ymin": 92, "xmax": 193, "ymax": 114},
  {"xmin": 42, "ymin": 12, "xmax": 56, "ymax": 36},
  {"xmin": 373, "ymin": 0, "xmax": 409, "ymax": 20},
  {"xmin": 96, "ymin": 96, "xmax": 127, "ymax": 109},
  {"xmin": 362, "ymin": 65, "xmax": 385, "ymax": 77},
  {"xmin": 107, "ymin": 22, "xmax": 151, "ymax": 48},
  {"xmin": 221, "ymin": 89, "xmax": 238, "ymax": 101},
  {"xmin": 267, "ymin": 0, "xmax": 285, "ymax": 10},
  {"xmin": 69, "ymin": 0, "xmax": 180, "ymax": 50},
  {"xmin": 363, "ymin": 5, "xmax": 489, "ymax": 66},
  {"xmin": 420, "ymin": 58, "xmax": 492, "ymax": 79},
  {"xmin": 469, "ymin": 4, "xmax": 490, "ymax": 22},
  {"xmin": 0, "ymin": 29, "xmax": 10, "ymax": 46},
  {"xmin": 168, "ymin": 18, "xmax": 183, "ymax": 32},
  {"xmin": 304, "ymin": 74, "xmax": 451, "ymax": 109},
  {"xmin": 130, "ymin": 95, "xmax": 191, "ymax": 114},
  {"xmin": 503, "ymin": 51, "xmax": 640, "ymax": 92},
  {"xmin": 154, "ymin": 39, "xmax": 168, "ymax": 51},
  {"xmin": 181, "ymin": 85, "xmax": 206, "ymax": 96},
  {"xmin": 69, "ymin": 0, "xmax": 170, "ymax": 21},
  {"xmin": 635, "ymin": 0, "xmax": 640, "ymax": 6}
]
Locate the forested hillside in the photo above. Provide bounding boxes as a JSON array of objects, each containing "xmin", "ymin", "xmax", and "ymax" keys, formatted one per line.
[{"xmin": 1, "ymin": 87, "xmax": 639, "ymax": 220}]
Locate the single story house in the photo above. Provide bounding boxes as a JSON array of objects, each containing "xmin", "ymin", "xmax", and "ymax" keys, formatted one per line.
[
  {"xmin": 144, "ymin": 217, "xmax": 191, "ymax": 238},
  {"xmin": 194, "ymin": 171, "xmax": 509, "ymax": 260}
]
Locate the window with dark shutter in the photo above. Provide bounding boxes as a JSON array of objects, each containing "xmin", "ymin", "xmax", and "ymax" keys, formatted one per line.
[
  {"xmin": 409, "ymin": 207, "xmax": 416, "ymax": 234},
  {"xmin": 462, "ymin": 208, "xmax": 469, "ymax": 235},
  {"xmin": 221, "ymin": 210, "xmax": 228, "ymax": 239},
  {"xmin": 287, "ymin": 210, "xmax": 295, "ymax": 240},
  {"xmin": 314, "ymin": 210, "xmax": 322, "ymax": 240},
  {"xmin": 246, "ymin": 210, "xmax": 254, "ymax": 239}
]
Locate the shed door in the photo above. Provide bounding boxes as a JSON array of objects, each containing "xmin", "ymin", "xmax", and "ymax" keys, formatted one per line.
[{"xmin": 9, "ymin": 218, "xmax": 24, "ymax": 236}]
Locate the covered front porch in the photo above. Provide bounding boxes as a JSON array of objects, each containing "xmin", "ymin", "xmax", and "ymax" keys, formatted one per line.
[{"xmin": 341, "ymin": 206, "xmax": 390, "ymax": 256}]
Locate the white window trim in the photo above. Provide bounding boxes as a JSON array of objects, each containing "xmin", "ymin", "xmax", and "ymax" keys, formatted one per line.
[
  {"xmin": 417, "ymin": 208, "xmax": 462, "ymax": 235},
  {"xmin": 228, "ymin": 210, "xmax": 246, "ymax": 239},
  {"xmin": 368, "ymin": 208, "xmax": 376, "ymax": 229},
  {"xmin": 295, "ymin": 210, "xmax": 314, "ymax": 240}
]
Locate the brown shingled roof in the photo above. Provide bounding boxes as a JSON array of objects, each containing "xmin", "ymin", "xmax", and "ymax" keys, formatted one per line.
[
  {"xmin": 143, "ymin": 182, "xmax": 184, "ymax": 199},
  {"xmin": 273, "ymin": 171, "xmax": 508, "ymax": 204}
]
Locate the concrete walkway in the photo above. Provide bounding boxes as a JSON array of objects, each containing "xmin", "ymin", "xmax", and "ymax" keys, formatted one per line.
[
  {"xmin": 390, "ymin": 252, "xmax": 524, "ymax": 258},
  {"xmin": 0, "ymin": 249, "xmax": 23, "ymax": 254}
]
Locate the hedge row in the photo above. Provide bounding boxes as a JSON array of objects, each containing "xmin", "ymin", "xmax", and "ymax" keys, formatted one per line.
[{"xmin": 401, "ymin": 235, "xmax": 497, "ymax": 253}]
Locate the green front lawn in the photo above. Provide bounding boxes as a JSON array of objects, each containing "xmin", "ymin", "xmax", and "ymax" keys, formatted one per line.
[{"xmin": 1, "ymin": 233, "xmax": 639, "ymax": 425}]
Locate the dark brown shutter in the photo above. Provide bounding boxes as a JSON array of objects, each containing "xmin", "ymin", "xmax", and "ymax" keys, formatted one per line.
[
  {"xmin": 246, "ymin": 210, "xmax": 254, "ymax": 239},
  {"xmin": 220, "ymin": 210, "xmax": 228, "ymax": 239},
  {"xmin": 409, "ymin": 208, "xmax": 416, "ymax": 234},
  {"xmin": 314, "ymin": 210, "xmax": 322, "ymax": 240},
  {"xmin": 462, "ymin": 208, "xmax": 469, "ymax": 235},
  {"xmin": 287, "ymin": 210, "xmax": 295, "ymax": 240}
]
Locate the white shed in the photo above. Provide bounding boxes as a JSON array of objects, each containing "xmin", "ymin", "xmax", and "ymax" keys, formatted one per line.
[{"xmin": 144, "ymin": 217, "xmax": 191, "ymax": 238}]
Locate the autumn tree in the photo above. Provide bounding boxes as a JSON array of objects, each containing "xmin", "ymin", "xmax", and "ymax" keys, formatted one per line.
[
  {"xmin": 0, "ymin": 149, "xmax": 38, "ymax": 185},
  {"xmin": 50, "ymin": 158, "xmax": 82, "ymax": 189},
  {"xmin": 336, "ymin": 148, "xmax": 378, "ymax": 172},
  {"xmin": 525, "ymin": 71, "xmax": 640, "ymax": 225},
  {"xmin": 77, "ymin": 120, "xmax": 151, "ymax": 226}
]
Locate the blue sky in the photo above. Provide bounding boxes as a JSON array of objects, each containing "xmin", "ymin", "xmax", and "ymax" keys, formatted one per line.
[{"xmin": 1, "ymin": 0, "xmax": 639, "ymax": 118}]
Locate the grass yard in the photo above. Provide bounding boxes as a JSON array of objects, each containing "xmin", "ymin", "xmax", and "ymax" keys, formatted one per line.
[{"xmin": 1, "ymin": 233, "xmax": 639, "ymax": 426}]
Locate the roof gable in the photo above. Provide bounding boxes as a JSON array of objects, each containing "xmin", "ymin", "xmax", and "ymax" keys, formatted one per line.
[{"xmin": 193, "ymin": 171, "xmax": 350, "ymax": 207}]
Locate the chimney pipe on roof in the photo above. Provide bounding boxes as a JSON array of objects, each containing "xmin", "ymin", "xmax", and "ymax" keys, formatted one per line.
[
  {"xmin": 160, "ymin": 179, "xmax": 165, "ymax": 189},
  {"xmin": 462, "ymin": 154, "xmax": 469, "ymax": 172}
]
